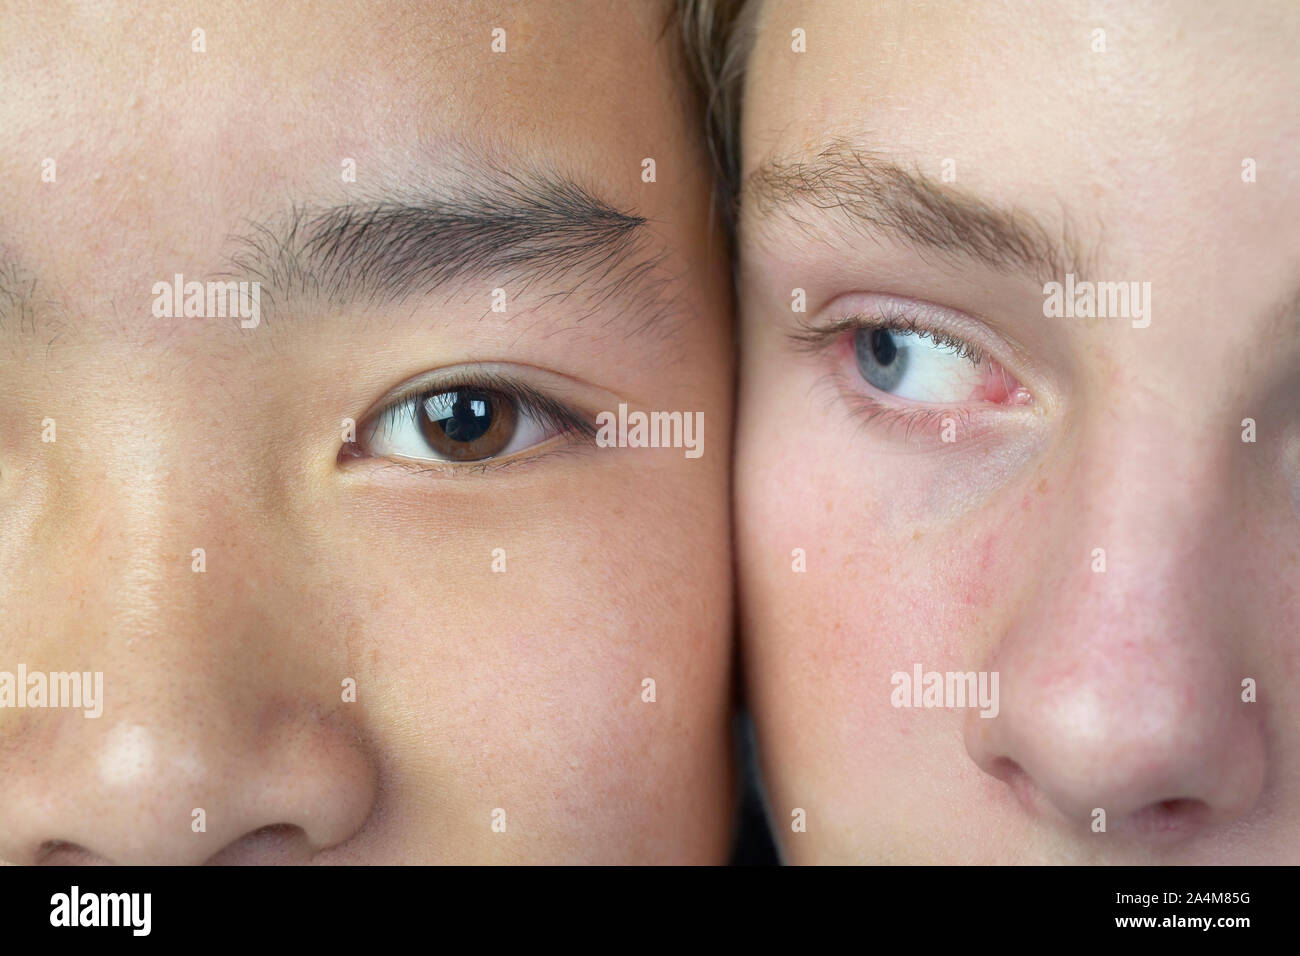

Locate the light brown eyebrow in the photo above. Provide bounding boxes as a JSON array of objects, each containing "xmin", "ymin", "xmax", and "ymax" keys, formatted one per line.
[
  {"xmin": 741, "ymin": 139, "xmax": 1097, "ymax": 284},
  {"xmin": 0, "ymin": 254, "xmax": 75, "ymax": 355},
  {"xmin": 0, "ymin": 257, "xmax": 37, "ymax": 334}
]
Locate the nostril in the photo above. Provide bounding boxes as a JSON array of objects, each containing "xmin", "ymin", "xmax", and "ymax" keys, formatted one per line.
[
  {"xmin": 37, "ymin": 840, "xmax": 108, "ymax": 865},
  {"xmin": 986, "ymin": 757, "xmax": 1040, "ymax": 812},
  {"xmin": 251, "ymin": 823, "xmax": 298, "ymax": 839},
  {"xmin": 1126, "ymin": 798, "xmax": 1211, "ymax": 839},
  {"xmin": 988, "ymin": 757, "xmax": 1022, "ymax": 783},
  {"xmin": 206, "ymin": 823, "xmax": 308, "ymax": 865}
]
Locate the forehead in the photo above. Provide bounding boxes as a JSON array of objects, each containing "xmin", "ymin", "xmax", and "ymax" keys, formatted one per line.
[
  {"xmin": 4, "ymin": 0, "xmax": 674, "ymax": 150},
  {"xmin": 745, "ymin": 0, "xmax": 1299, "ymax": 168},
  {"xmin": 743, "ymin": 1, "xmax": 1300, "ymax": 212},
  {"xmin": 741, "ymin": 0, "xmax": 1300, "ymax": 332},
  {"xmin": 0, "ymin": 0, "xmax": 693, "ymax": 301}
]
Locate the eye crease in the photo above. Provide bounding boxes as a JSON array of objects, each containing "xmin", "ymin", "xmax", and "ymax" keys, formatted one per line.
[{"xmin": 345, "ymin": 371, "xmax": 596, "ymax": 467}]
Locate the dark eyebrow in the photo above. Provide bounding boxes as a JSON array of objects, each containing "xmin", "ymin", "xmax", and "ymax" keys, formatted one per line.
[
  {"xmin": 0, "ymin": 167, "xmax": 683, "ymax": 348},
  {"xmin": 743, "ymin": 140, "xmax": 1094, "ymax": 284},
  {"xmin": 225, "ymin": 162, "xmax": 679, "ymax": 336}
]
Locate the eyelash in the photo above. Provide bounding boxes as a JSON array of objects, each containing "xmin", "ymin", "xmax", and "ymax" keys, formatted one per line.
[
  {"xmin": 343, "ymin": 370, "xmax": 597, "ymax": 475},
  {"xmin": 791, "ymin": 304, "xmax": 1000, "ymax": 439},
  {"xmin": 791, "ymin": 300, "xmax": 986, "ymax": 364}
]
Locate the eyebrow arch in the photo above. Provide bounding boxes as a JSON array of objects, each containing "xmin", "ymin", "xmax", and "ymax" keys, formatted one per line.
[
  {"xmin": 743, "ymin": 140, "xmax": 1094, "ymax": 284},
  {"xmin": 225, "ymin": 161, "xmax": 679, "ymax": 336}
]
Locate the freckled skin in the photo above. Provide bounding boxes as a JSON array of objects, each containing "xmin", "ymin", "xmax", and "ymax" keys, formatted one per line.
[
  {"xmin": 0, "ymin": 0, "xmax": 734, "ymax": 863},
  {"xmin": 737, "ymin": 0, "xmax": 1300, "ymax": 862}
]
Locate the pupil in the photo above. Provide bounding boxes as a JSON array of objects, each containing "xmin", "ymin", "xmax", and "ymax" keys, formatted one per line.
[
  {"xmin": 439, "ymin": 391, "xmax": 493, "ymax": 443},
  {"xmin": 871, "ymin": 329, "xmax": 898, "ymax": 366}
]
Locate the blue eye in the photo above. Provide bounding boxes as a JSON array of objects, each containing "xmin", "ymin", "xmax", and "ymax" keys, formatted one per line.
[
  {"xmin": 855, "ymin": 328, "xmax": 908, "ymax": 392},
  {"xmin": 853, "ymin": 327, "xmax": 987, "ymax": 403}
]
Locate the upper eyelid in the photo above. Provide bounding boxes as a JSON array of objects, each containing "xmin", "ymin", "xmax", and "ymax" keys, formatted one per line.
[
  {"xmin": 789, "ymin": 293, "xmax": 1052, "ymax": 395},
  {"xmin": 364, "ymin": 367, "xmax": 537, "ymax": 418},
  {"xmin": 358, "ymin": 366, "xmax": 597, "ymax": 440},
  {"xmin": 789, "ymin": 312, "xmax": 986, "ymax": 364},
  {"xmin": 790, "ymin": 296, "xmax": 987, "ymax": 352},
  {"xmin": 377, "ymin": 378, "xmax": 592, "ymax": 436}
]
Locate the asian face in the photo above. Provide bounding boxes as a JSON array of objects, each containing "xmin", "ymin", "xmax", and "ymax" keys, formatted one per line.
[{"xmin": 0, "ymin": 0, "xmax": 734, "ymax": 864}]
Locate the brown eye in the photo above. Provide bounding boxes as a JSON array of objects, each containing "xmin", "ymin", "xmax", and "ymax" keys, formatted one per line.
[
  {"xmin": 351, "ymin": 375, "xmax": 583, "ymax": 466},
  {"xmin": 415, "ymin": 387, "xmax": 519, "ymax": 461}
]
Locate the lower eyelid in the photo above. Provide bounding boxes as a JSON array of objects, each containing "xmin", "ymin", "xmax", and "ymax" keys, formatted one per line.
[
  {"xmin": 823, "ymin": 358, "xmax": 1034, "ymax": 451},
  {"xmin": 851, "ymin": 395, "xmax": 978, "ymax": 437},
  {"xmin": 344, "ymin": 436, "xmax": 594, "ymax": 479}
]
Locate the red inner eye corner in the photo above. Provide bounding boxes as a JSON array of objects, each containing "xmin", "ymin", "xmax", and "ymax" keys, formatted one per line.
[{"xmin": 974, "ymin": 357, "xmax": 1032, "ymax": 406}]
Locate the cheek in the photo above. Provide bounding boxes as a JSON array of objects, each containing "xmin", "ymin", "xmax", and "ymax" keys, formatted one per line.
[
  {"xmin": 739, "ymin": 423, "xmax": 1030, "ymax": 665},
  {"xmin": 737, "ymin": 403, "xmax": 1045, "ymax": 819},
  {"xmin": 327, "ymin": 465, "xmax": 732, "ymax": 859}
]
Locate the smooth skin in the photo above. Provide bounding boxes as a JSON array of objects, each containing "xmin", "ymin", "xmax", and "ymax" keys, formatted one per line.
[{"xmin": 0, "ymin": 0, "xmax": 734, "ymax": 863}]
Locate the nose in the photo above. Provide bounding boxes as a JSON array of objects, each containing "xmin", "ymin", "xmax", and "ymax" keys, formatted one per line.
[
  {"xmin": 0, "ymin": 430, "xmax": 378, "ymax": 864},
  {"xmin": 963, "ymin": 423, "xmax": 1266, "ymax": 845},
  {"xmin": 0, "ymin": 706, "xmax": 377, "ymax": 865}
]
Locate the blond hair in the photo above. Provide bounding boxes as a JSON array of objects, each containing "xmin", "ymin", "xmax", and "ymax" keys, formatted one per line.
[{"xmin": 675, "ymin": 0, "xmax": 760, "ymax": 236}]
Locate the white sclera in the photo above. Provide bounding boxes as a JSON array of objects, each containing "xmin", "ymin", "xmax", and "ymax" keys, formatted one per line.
[{"xmin": 855, "ymin": 329, "xmax": 985, "ymax": 403}]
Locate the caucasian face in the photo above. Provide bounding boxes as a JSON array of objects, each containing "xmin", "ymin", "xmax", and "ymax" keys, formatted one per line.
[{"xmin": 736, "ymin": 0, "xmax": 1300, "ymax": 862}]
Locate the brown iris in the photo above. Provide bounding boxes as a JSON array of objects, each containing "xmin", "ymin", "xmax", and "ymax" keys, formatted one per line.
[{"xmin": 416, "ymin": 388, "xmax": 518, "ymax": 461}]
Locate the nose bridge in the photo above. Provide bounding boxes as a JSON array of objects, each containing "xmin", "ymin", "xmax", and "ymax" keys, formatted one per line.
[
  {"xmin": 36, "ymin": 388, "xmax": 355, "ymax": 695},
  {"xmin": 0, "ymin": 397, "xmax": 377, "ymax": 863},
  {"xmin": 1040, "ymin": 404, "xmax": 1237, "ymax": 652},
  {"xmin": 7, "ymin": 364, "xmax": 361, "ymax": 720},
  {"xmin": 26, "ymin": 426, "xmax": 206, "ymax": 657},
  {"xmin": 29, "ymin": 378, "xmax": 279, "ymax": 640}
]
